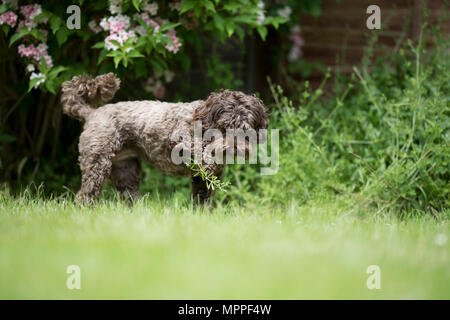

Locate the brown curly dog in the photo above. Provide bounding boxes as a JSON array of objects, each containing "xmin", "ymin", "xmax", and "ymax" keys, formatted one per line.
[{"xmin": 61, "ymin": 73, "xmax": 269, "ymax": 204}]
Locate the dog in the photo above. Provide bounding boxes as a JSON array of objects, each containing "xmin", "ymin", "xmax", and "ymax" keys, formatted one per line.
[{"xmin": 61, "ymin": 73, "xmax": 269, "ymax": 204}]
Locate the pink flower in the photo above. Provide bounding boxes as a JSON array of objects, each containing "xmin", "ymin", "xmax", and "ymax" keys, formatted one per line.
[
  {"xmin": 0, "ymin": 11, "xmax": 18, "ymax": 27},
  {"xmin": 110, "ymin": 20, "xmax": 127, "ymax": 33},
  {"xmin": 100, "ymin": 15, "xmax": 130, "ymax": 33},
  {"xmin": 134, "ymin": 12, "xmax": 151, "ymax": 25},
  {"xmin": 20, "ymin": 4, "xmax": 42, "ymax": 29},
  {"xmin": 42, "ymin": 54, "xmax": 53, "ymax": 68},
  {"xmin": 105, "ymin": 30, "xmax": 136, "ymax": 51},
  {"xmin": 154, "ymin": 82, "xmax": 165, "ymax": 99},
  {"xmin": 105, "ymin": 33, "xmax": 122, "ymax": 50},
  {"xmin": 133, "ymin": 13, "xmax": 160, "ymax": 35},
  {"xmin": 18, "ymin": 43, "xmax": 38, "ymax": 58},
  {"xmin": 287, "ymin": 24, "xmax": 304, "ymax": 62},
  {"xmin": 165, "ymin": 29, "xmax": 181, "ymax": 53},
  {"xmin": 18, "ymin": 4, "xmax": 44, "ymax": 30},
  {"xmin": 37, "ymin": 43, "xmax": 53, "ymax": 67},
  {"xmin": 143, "ymin": 77, "xmax": 165, "ymax": 99},
  {"xmin": 143, "ymin": 2, "xmax": 158, "ymax": 16},
  {"xmin": 17, "ymin": 43, "xmax": 53, "ymax": 68},
  {"xmin": 288, "ymin": 34, "xmax": 304, "ymax": 47},
  {"xmin": 20, "ymin": 4, "xmax": 42, "ymax": 19},
  {"xmin": 148, "ymin": 19, "xmax": 160, "ymax": 33}
]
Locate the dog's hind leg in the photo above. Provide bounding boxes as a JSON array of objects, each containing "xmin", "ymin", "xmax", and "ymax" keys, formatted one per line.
[
  {"xmin": 76, "ymin": 153, "xmax": 113, "ymax": 204},
  {"xmin": 110, "ymin": 158, "xmax": 142, "ymax": 201},
  {"xmin": 75, "ymin": 129, "xmax": 119, "ymax": 204}
]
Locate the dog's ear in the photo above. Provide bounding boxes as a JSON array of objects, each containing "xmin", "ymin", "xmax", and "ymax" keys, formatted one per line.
[
  {"xmin": 193, "ymin": 90, "xmax": 223, "ymax": 131},
  {"xmin": 250, "ymin": 93, "xmax": 269, "ymax": 131}
]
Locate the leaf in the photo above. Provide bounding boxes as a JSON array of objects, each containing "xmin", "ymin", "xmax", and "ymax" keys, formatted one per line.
[
  {"xmin": 134, "ymin": 16, "xmax": 149, "ymax": 30},
  {"xmin": 32, "ymin": 12, "xmax": 47, "ymax": 23},
  {"xmin": 213, "ymin": 15, "xmax": 224, "ymax": 32},
  {"xmin": 223, "ymin": 3, "xmax": 241, "ymax": 13},
  {"xmin": 97, "ymin": 48, "xmax": 108, "ymax": 65},
  {"xmin": 92, "ymin": 42, "xmax": 105, "ymax": 49},
  {"xmin": 136, "ymin": 35, "xmax": 148, "ymax": 49},
  {"xmin": 149, "ymin": 59, "xmax": 163, "ymax": 74},
  {"xmin": 235, "ymin": 25, "xmax": 245, "ymax": 41},
  {"xmin": 127, "ymin": 50, "xmax": 144, "ymax": 58},
  {"xmin": 45, "ymin": 80, "xmax": 56, "ymax": 94},
  {"xmin": 132, "ymin": 0, "xmax": 142, "ymax": 11},
  {"xmin": 203, "ymin": 1, "xmax": 216, "ymax": 12},
  {"xmin": 108, "ymin": 39, "xmax": 122, "ymax": 49},
  {"xmin": 28, "ymin": 77, "xmax": 42, "ymax": 91},
  {"xmin": 107, "ymin": 50, "xmax": 122, "ymax": 58},
  {"xmin": 9, "ymin": 29, "xmax": 28, "ymax": 47},
  {"xmin": 113, "ymin": 55, "xmax": 122, "ymax": 68},
  {"xmin": 234, "ymin": 14, "xmax": 255, "ymax": 25},
  {"xmin": 1, "ymin": 25, "xmax": 9, "ymax": 36},
  {"xmin": 225, "ymin": 21, "xmax": 235, "ymax": 37},
  {"xmin": 180, "ymin": 0, "xmax": 196, "ymax": 14},
  {"xmin": 56, "ymin": 28, "xmax": 69, "ymax": 46},
  {"xmin": 160, "ymin": 22, "xmax": 181, "ymax": 33},
  {"xmin": 124, "ymin": 36, "xmax": 137, "ymax": 47},
  {"xmin": 0, "ymin": 4, "xmax": 8, "ymax": 14},
  {"xmin": 263, "ymin": 16, "xmax": 288, "ymax": 29},
  {"xmin": 50, "ymin": 15, "xmax": 63, "ymax": 34},
  {"xmin": 30, "ymin": 29, "xmax": 46, "ymax": 42},
  {"xmin": 257, "ymin": 26, "xmax": 267, "ymax": 41},
  {"xmin": 48, "ymin": 66, "xmax": 68, "ymax": 78}
]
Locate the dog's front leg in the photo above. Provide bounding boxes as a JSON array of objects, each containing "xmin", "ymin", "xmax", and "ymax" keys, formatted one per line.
[
  {"xmin": 190, "ymin": 164, "xmax": 224, "ymax": 207},
  {"xmin": 191, "ymin": 175, "xmax": 213, "ymax": 206}
]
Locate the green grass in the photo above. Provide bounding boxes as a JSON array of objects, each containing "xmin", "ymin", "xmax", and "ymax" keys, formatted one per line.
[{"xmin": 0, "ymin": 193, "xmax": 449, "ymax": 299}]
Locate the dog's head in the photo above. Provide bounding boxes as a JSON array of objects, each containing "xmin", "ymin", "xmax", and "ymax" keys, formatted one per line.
[{"xmin": 194, "ymin": 89, "xmax": 269, "ymax": 161}]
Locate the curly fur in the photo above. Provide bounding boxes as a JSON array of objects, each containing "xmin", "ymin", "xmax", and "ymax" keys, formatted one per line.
[{"xmin": 60, "ymin": 73, "xmax": 269, "ymax": 204}]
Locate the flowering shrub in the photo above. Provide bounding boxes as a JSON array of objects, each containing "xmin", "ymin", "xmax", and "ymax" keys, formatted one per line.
[{"xmin": 0, "ymin": 0, "xmax": 289, "ymax": 95}]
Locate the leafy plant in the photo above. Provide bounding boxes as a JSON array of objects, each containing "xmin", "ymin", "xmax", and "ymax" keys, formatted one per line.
[
  {"xmin": 247, "ymin": 24, "xmax": 449, "ymax": 213},
  {"xmin": 187, "ymin": 162, "xmax": 230, "ymax": 192}
]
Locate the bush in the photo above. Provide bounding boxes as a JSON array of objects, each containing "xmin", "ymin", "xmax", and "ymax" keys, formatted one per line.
[{"xmin": 229, "ymin": 25, "xmax": 449, "ymax": 213}]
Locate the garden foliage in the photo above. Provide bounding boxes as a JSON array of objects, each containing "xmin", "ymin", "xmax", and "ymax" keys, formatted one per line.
[{"xmin": 228, "ymin": 26, "xmax": 449, "ymax": 213}]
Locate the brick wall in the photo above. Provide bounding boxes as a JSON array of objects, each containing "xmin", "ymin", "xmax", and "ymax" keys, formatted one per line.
[{"xmin": 297, "ymin": 0, "xmax": 449, "ymax": 86}]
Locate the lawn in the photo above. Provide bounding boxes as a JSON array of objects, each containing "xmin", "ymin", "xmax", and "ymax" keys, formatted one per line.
[{"xmin": 1, "ymin": 194, "xmax": 448, "ymax": 299}]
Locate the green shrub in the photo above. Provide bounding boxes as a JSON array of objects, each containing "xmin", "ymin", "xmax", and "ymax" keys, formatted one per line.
[
  {"xmin": 229, "ymin": 25, "xmax": 449, "ymax": 213},
  {"xmin": 320, "ymin": 28, "xmax": 449, "ymax": 213}
]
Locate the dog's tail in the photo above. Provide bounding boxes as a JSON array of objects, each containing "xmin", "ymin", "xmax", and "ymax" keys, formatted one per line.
[{"xmin": 61, "ymin": 73, "xmax": 120, "ymax": 121}]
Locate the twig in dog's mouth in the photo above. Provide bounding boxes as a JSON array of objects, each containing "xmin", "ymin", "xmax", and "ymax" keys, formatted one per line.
[{"xmin": 186, "ymin": 162, "xmax": 230, "ymax": 192}]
